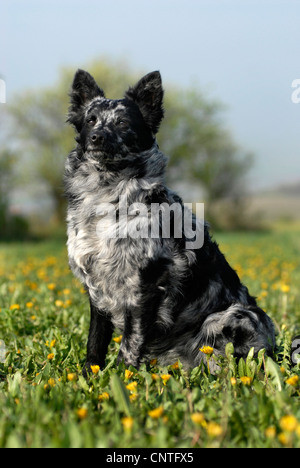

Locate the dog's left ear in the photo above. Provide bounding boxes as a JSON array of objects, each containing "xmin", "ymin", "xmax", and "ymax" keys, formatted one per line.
[
  {"xmin": 67, "ymin": 69, "xmax": 105, "ymax": 131},
  {"xmin": 125, "ymin": 71, "xmax": 164, "ymax": 134}
]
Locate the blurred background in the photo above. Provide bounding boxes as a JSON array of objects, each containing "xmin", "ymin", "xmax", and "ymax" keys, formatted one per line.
[{"xmin": 1, "ymin": 0, "xmax": 300, "ymax": 240}]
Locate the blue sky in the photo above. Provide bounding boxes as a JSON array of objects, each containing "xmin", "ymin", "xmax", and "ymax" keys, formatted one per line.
[{"xmin": 1, "ymin": 0, "xmax": 300, "ymax": 190}]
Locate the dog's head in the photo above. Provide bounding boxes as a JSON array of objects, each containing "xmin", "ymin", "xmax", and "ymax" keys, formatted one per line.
[{"xmin": 67, "ymin": 69, "xmax": 164, "ymax": 162}]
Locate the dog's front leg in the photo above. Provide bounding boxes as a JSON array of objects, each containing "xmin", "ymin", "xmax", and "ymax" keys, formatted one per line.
[
  {"xmin": 117, "ymin": 309, "xmax": 145, "ymax": 369},
  {"xmin": 83, "ymin": 297, "xmax": 114, "ymax": 377}
]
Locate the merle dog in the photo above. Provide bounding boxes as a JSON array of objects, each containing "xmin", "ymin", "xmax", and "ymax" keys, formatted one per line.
[{"xmin": 64, "ymin": 69, "xmax": 275, "ymax": 375}]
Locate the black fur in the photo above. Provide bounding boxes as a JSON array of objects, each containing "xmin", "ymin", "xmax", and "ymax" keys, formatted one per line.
[{"xmin": 64, "ymin": 69, "xmax": 275, "ymax": 375}]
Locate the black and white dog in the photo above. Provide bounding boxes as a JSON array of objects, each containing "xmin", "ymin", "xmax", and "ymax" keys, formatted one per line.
[{"xmin": 64, "ymin": 69, "xmax": 275, "ymax": 374}]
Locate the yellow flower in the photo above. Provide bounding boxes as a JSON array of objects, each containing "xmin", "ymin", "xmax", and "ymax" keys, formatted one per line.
[
  {"xmin": 55, "ymin": 300, "xmax": 64, "ymax": 307},
  {"xmin": 265, "ymin": 426, "xmax": 276, "ymax": 438},
  {"xmin": 124, "ymin": 369, "xmax": 134, "ymax": 380},
  {"xmin": 171, "ymin": 361, "xmax": 179, "ymax": 370},
  {"xmin": 150, "ymin": 359, "xmax": 157, "ymax": 366},
  {"xmin": 278, "ymin": 432, "xmax": 290, "ymax": 446},
  {"xmin": 206, "ymin": 422, "xmax": 223, "ymax": 437},
  {"xmin": 230, "ymin": 377, "xmax": 237, "ymax": 386},
  {"xmin": 67, "ymin": 373, "xmax": 77, "ymax": 381},
  {"xmin": 129, "ymin": 393, "xmax": 138, "ymax": 402},
  {"xmin": 191, "ymin": 412, "xmax": 206, "ymax": 426},
  {"xmin": 30, "ymin": 315, "xmax": 36, "ymax": 321},
  {"xmin": 90, "ymin": 365, "xmax": 100, "ymax": 374},
  {"xmin": 48, "ymin": 378, "xmax": 55, "ymax": 387},
  {"xmin": 50, "ymin": 339, "xmax": 56, "ymax": 348},
  {"xmin": 63, "ymin": 289, "xmax": 71, "ymax": 295},
  {"xmin": 151, "ymin": 373, "xmax": 159, "ymax": 381},
  {"xmin": 26, "ymin": 302, "xmax": 34, "ymax": 308},
  {"xmin": 47, "ymin": 283, "xmax": 56, "ymax": 291},
  {"xmin": 126, "ymin": 381, "xmax": 138, "ymax": 393},
  {"xmin": 161, "ymin": 374, "xmax": 171, "ymax": 385},
  {"xmin": 98, "ymin": 392, "xmax": 110, "ymax": 402},
  {"xmin": 47, "ymin": 353, "xmax": 54, "ymax": 360},
  {"xmin": 113, "ymin": 335, "xmax": 122, "ymax": 343},
  {"xmin": 279, "ymin": 415, "xmax": 298, "ymax": 432},
  {"xmin": 77, "ymin": 408, "xmax": 88, "ymax": 420},
  {"xmin": 200, "ymin": 346, "xmax": 214, "ymax": 355},
  {"xmin": 240, "ymin": 376, "xmax": 252, "ymax": 386},
  {"xmin": 121, "ymin": 417, "xmax": 133, "ymax": 431},
  {"xmin": 10, "ymin": 304, "xmax": 20, "ymax": 310},
  {"xmin": 148, "ymin": 406, "xmax": 164, "ymax": 419},
  {"xmin": 286, "ymin": 375, "xmax": 299, "ymax": 386},
  {"xmin": 281, "ymin": 284, "xmax": 290, "ymax": 293}
]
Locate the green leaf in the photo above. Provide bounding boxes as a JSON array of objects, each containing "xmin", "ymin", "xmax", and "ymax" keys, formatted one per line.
[
  {"xmin": 265, "ymin": 357, "xmax": 282, "ymax": 391},
  {"xmin": 225, "ymin": 342, "xmax": 235, "ymax": 359},
  {"xmin": 238, "ymin": 358, "xmax": 246, "ymax": 378},
  {"xmin": 110, "ymin": 374, "xmax": 131, "ymax": 417}
]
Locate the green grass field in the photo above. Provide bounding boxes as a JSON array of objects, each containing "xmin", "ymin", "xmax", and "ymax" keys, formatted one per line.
[{"xmin": 0, "ymin": 227, "xmax": 299, "ymax": 448}]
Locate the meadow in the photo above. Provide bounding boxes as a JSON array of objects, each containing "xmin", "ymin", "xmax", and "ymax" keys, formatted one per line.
[{"xmin": 0, "ymin": 226, "xmax": 299, "ymax": 448}]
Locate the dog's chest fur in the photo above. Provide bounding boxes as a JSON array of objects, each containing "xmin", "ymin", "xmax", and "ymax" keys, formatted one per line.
[{"xmin": 65, "ymin": 147, "xmax": 179, "ymax": 330}]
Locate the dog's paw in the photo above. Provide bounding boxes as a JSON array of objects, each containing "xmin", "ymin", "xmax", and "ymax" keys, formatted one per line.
[{"xmin": 117, "ymin": 350, "xmax": 140, "ymax": 369}]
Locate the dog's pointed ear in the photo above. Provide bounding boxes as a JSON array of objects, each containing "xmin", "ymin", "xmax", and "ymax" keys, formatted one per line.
[
  {"xmin": 125, "ymin": 71, "xmax": 164, "ymax": 134},
  {"xmin": 67, "ymin": 69, "xmax": 105, "ymax": 131}
]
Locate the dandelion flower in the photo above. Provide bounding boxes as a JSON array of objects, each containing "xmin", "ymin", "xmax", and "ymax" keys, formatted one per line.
[
  {"xmin": 26, "ymin": 302, "xmax": 34, "ymax": 308},
  {"xmin": 230, "ymin": 377, "xmax": 237, "ymax": 386},
  {"xmin": 191, "ymin": 412, "xmax": 206, "ymax": 426},
  {"xmin": 47, "ymin": 283, "xmax": 56, "ymax": 291},
  {"xmin": 55, "ymin": 300, "xmax": 64, "ymax": 307},
  {"xmin": 48, "ymin": 378, "xmax": 55, "ymax": 387},
  {"xmin": 124, "ymin": 369, "xmax": 134, "ymax": 380},
  {"xmin": 279, "ymin": 415, "xmax": 298, "ymax": 432},
  {"xmin": 151, "ymin": 373, "xmax": 159, "ymax": 381},
  {"xmin": 126, "ymin": 381, "xmax": 138, "ymax": 393},
  {"xmin": 90, "ymin": 365, "xmax": 100, "ymax": 374},
  {"xmin": 98, "ymin": 392, "xmax": 109, "ymax": 402},
  {"xmin": 200, "ymin": 346, "xmax": 214, "ymax": 355},
  {"xmin": 113, "ymin": 335, "xmax": 122, "ymax": 343},
  {"xmin": 121, "ymin": 417, "xmax": 133, "ymax": 431},
  {"xmin": 10, "ymin": 304, "xmax": 20, "ymax": 310},
  {"xmin": 47, "ymin": 353, "xmax": 54, "ymax": 360},
  {"xmin": 206, "ymin": 421, "xmax": 223, "ymax": 437},
  {"xmin": 77, "ymin": 408, "xmax": 88, "ymax": 420},
  {"xmin": 240, "ymin": 376, "xmax": 252, "ymax": 386},
  {"xmin": 265, "ymin": 426, "xmax": 276, "ymax": 439},
  {"xmin": 148, "ymin": 406, "xmax": 164, "ymax": 419},
  {"xmin": 67, "ymin": 373, "xmax": 77, "ymax": 382},
  {"xmin": 285, "ymin": 375, "xmax": 299, "ymax": 386},
  {"xmin": 161, "ymin": 374, "xmax": 171, "ymax": 385},
  {"xmin": 278, "ymin": 432, "xmax": 290, "ymax": 446},
  {"xmin": 281, "ymin": 284, "xmax": 290, "ymax": 293}
]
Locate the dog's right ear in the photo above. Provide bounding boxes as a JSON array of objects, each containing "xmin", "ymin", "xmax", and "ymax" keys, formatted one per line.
[{"xmin": 67, "ymin": 69, "xmax": 105, "ymax": 131}]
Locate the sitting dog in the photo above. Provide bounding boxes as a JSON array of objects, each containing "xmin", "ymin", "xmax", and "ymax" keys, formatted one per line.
[{"xmin": 64, "ymin": 69, "xmax": 275, "ymax": 374}]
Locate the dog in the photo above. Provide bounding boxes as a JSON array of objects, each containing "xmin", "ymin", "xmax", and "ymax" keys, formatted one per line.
[{"xmin": 64, "ymin": 69, "xmax": 275, "ymax": 375}]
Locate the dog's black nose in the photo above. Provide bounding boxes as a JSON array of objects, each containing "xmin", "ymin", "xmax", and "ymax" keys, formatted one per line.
[{"xmin": 90, "ymin": 133, "xmax": 104, "ymax": 145}]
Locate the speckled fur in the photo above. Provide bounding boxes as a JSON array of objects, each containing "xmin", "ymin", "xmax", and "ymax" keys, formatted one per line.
[{"xmin": 64, "ymin": 69, "xmax": 275, "ymax": 374}]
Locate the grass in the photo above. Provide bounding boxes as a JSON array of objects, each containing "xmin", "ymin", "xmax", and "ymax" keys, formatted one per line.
[{"xmin": 0, "ymin": 228, "xmax": 299, "ymax": 448}]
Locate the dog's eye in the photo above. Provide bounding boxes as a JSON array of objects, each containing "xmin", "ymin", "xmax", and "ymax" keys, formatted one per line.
[
  {"xmin": 117, "ymin": 119, "xmax": 127, "ymax": 128},
  {"xmin": 87, "ymin": 115, "xmax": 97, "ymax": 125}
]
